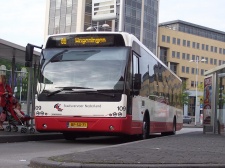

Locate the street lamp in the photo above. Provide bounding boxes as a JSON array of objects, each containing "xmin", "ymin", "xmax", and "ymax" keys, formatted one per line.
[
  {"xmin": 86, "ymin": 23, "xmax": 110, "ymax": 32},
  {"xmin": 189, "ymin": 58, "xmax": 206, "ymax": 126}
]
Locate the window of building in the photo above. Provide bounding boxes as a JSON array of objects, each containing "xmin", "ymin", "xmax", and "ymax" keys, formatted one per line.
[
  {"xmin": 219, "ymin": 48, "xmax": 222, "ymax": 54},
  {"xmin": 210, "ymin": 58, "xmax": 213, "ymax": 64},
  {"xmin": 201, "ymin": 69, "xmax": 204, "ymax": 75},
  {"xmin": 187, "ymin": 41, "xmax": 190, "ymax": 47},
  {"xmin": 215, "ymin": 47, "xmax": 217, "ymax": 53},
  {"xmin": 55, "ymin": 16, "xmax": 60, "ymax": 28},
  {"xmin": 191, "ymin": 68, "xmax": 195, "ymax": 74},
  {"xmin": 186, "ymin": 67, "xmax": 189, "ymax": 73},
  {"xmin": 170, "ymin": 63, "xmax": 177, "ymax": 74},
  {"xmin": 206, "ymin": 45, "xmax": 209, "ymax": 51},
  {"xmin": 66, "ymin": 14, "xmax": 71, "ymax": 26},
  {"xmin": 192, "ymin": 42, "xmax": 195, "ymax": 48},
  {"xmin": 177, "ymin": 38, "xmax": 180, "ymax": 45},
  {"xmin": 182, "ymin": 40, "xmax": 186, "ymax": 46},
  {"xmin": 219, "ymin": 60, "xmax": 222, "ymax": 65},
  {"xmin": 214, "ymin": 59, "xmax": 217, "ymax": 65},
  {"xmin": 196, "ymin": 55, "xmax": 199, "ymax": 61},
  {"xmin": 160, "ymin": 47, "xmax": 168, "ymax": 65},
  {"xmin": 197, "ymin": 43, "xmax": 200, "ymax": 49},
  {"xmin": 223, "ymin": 61, "xmax": 225, "ymax": 64},
  {"xmin": 56, "ymin": 0, "xmax": 61, "ymax": 9},
  {"xmin": 187, "ymin": 54, "xmax": 190, "ymax": 60},
  {"xmin": 211, "ymin": 46, "xmax": 214, "ymax": 52},
  {"xmin": 202, "ymin": 44, "xmax": 205, "ymax": 50},
  {"xmin": 167, "ymin": 36, "xmax": 170, "ymax": 43},
  {"xmin": 192, "ymin": 55, "xmax": 195, "ymax": 60},
  {"xmin": 177, "ymin": 52, "xmax": 180, "ymax": 59},
  {"xmin": 201, "ymin": 56, "xmax": 204, "ymax": 61},
  {"xmin": 182, "ymin": 53, "xmax": 186, "ymax": 59},
  {"xmin": 67, "ymin": 0, "xmax": 72, "ymax": 7},
  {"xmin": 191, "ymin": 81, "xmax": 194, "ymax": 87},
  {"xmin": 172, "ymin": 51, "xmax": 175, "ymax": 58},
  {"xmin": 182, "ymin": 66, "xmax": 185, "ymax": 73},
  {"xmin": 172, "ymin": 37, "xmax": 176, "ymax": 44},
  {"xmin": 223, "ymin": 49, "xmax": 225, "ymax": 55},
  {"xmin": 195, "ymin": 81, "xmax": 198, "ymax": 87},
  {"xmin": 162, "ymin": 35, "xmax": 166, "ymax": 42},
  {"xmin": 205, "ymin": 57, "xmax": 208, "ymax": 64}
]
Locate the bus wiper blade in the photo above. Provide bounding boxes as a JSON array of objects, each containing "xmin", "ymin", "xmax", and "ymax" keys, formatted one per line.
[
  {"xmin": 47, "ymin": 87, "xmax": 94, "ymax": 97},
  {"xmin": 42, "ymin": 50, "xmax": 68, "ymax": 72},
  {"xmin": 85, "ymin": 91, "xmax": 115, "ymax": 98},
  {"xmin": 55, "ymin": 86, "xmax": 93, "ymax": 89},
  {"xmin": 47, "ymin": 89, "xmax": 63, "ymax": 97},
  {"xmin": 66, "ymin": 89, "xmax": 115, "ymax": 97}
]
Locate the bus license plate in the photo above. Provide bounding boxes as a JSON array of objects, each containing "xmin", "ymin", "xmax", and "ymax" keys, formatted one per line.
[{"xmin": 68, "ymin": 122, "xmax": 87, "ymax": 128}]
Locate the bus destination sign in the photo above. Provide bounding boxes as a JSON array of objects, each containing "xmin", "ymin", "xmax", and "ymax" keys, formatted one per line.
[{"xmin": 46, "ymin": 34, "xmax": 125, "ymax": 48}]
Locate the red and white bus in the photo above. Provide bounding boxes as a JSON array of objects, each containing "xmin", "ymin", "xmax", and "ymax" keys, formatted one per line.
[{"xmin": 33, "ymin": 32, "xmax": 183, "ymax": 140}]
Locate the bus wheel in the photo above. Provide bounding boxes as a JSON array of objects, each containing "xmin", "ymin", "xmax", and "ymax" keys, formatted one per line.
[
  {"xmin": 63, "ymin": 132, "xmax": 76, "ymax": 141},
  {"xmin": 168, "ymin": 120, "xmax": 176, "ymax": 135},
  {"xmin": 142, "ymin": 119, "xmax": 149, "ymax": 139}
]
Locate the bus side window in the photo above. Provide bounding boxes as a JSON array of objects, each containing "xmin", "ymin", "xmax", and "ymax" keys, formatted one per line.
[
  {"xmin": 133, "ymin": 55, "xmax": 139, "ymax": 75},
  {"xmin": 132, "ymin": 53, "xmax": 141, "ymax": 93}
]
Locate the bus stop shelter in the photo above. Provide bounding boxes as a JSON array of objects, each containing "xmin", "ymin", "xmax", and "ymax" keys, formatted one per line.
[
  {"xmin": 0, "ymin": 38, "xmax": 40, "ymax": 116},
  {"xmin": 204, "ymin": 64, "xmax": 225, "ymax": 135}
]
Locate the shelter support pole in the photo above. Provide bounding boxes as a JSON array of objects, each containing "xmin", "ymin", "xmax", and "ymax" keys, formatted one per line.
[
  {"xmin": 26, "ymin": 66, "xmax": 33, "ymax": 117},
  {"xmin": 11, "ymin": 49, "xmax": 16, "ymax": 92}
]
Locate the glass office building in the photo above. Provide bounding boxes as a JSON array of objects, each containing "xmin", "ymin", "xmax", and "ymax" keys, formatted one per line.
[{"xmin": 45, "ymin": 0, "xmax": 159, "ymax": 55}]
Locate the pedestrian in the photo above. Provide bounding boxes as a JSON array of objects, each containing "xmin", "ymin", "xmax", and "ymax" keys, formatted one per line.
[{"xmin": 0, "ymin": 75, "xmax": 13, "ymax": 130}]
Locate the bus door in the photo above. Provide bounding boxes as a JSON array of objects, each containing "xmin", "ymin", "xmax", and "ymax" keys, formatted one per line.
[{"xmin": 131, "ymin": 52, "xmax": 142, "ymax": 122}]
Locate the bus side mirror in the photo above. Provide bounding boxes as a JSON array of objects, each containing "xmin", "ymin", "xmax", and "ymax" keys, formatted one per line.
[
  {"xmin": 134, "ymin": 73, "xmax": 141, "ymax": 90},
  {"xmin": 25, "ymin": 44, "xmax": 34, "ymax": 62}
]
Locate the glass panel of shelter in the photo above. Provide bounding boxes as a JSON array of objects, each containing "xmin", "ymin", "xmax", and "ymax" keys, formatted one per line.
[{"xmin": 217, "ymin": 70, "xmax": 225, "ymax": 134}]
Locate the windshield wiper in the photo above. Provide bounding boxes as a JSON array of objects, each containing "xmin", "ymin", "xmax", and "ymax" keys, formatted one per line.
[
  {"xmin": 55, "ymin": 86, "xmax": 93, "ymax": 89},
  {"xmin": 46, "ymin": 86, "xmax": 94, "ymax": 97},
  {"xmin": 67, "ymin": 90, "xmax": 115, "ymax": 98},
  {"xmin": 85, "ymin": 91, "xmax": 115, "ymax": 98},
  {"xmin": 42, "ymin": 50, "xmax": 68, "ymax": 73},
  {"xmin": 46, "ymin": 89, "xmax": 64, "ymax": 97}
]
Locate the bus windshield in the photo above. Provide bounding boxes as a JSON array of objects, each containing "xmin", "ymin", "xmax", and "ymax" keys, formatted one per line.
[{"xmin": 38, "ymin": 47, "xmax": 129, "ymax": 93}]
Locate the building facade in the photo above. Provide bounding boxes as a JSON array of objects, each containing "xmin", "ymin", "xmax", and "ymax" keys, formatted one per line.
[
  {"xmin": 44, "ymin": 0, "xmax": 159, "ymax": 54},
  {"xmin": 158, "ymin": 20, "xmax": 225, "ymax": 122}
]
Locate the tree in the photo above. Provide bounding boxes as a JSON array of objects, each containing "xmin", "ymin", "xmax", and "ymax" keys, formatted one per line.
[{"xmin": 180, "ymin": 81, "xmax": 190, "ymax": 106}]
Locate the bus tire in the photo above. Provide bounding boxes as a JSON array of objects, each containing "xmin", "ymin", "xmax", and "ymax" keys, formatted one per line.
[
  {"xmin": 161, "ymin": 118, "xmax": 176, "ymax": 136},
  {"xmin": 141, "ymin": 117, "xmax": 150, "ymax": 139},
  {"xmin": 168, "ymin": 119, "xmax": 176, "ymax": 135},
  {"xmin": 63, "ymin": 132, "xmax": 76, "ymax": 141}
]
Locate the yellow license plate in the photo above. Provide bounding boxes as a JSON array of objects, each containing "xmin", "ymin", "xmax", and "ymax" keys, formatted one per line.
[{"xmin": 68, "ymin": 122, "xmax": 88, "ymax": 128}]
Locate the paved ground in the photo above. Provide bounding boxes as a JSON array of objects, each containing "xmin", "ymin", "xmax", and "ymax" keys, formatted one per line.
[
  {"xmin": 2, "ymin": 119, "xmax": 224, "ymax": 168},
  {"xmin": 29, "ymin": 129, "xmax": 225, "ymax": 168},
  {"xmin": 0, "ymin": 124, "xmax": 63, "ymax": 143}
]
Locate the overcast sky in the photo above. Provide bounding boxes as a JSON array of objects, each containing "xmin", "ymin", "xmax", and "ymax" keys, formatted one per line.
[{"xmin": 0, "ymin": 0, "xmax": 224, "ymax": 47}]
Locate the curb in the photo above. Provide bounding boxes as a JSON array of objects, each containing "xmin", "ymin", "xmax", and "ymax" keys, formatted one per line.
[
  {"xmin": 0, "ymin": 133, "xmax": 64, "ymax": 143},
  {"xmin": 30, "ymin": 157, "xmax": 225, "ymax": 168}
]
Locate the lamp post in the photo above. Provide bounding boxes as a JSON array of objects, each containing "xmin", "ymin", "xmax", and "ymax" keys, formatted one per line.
[
  {"xmin": 86, "ymin": 23, "xmax": 110, "ymax": 31},
  {"xmin": 189, "ymin": 58, "xmax": 206, "ymax": 126}
]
